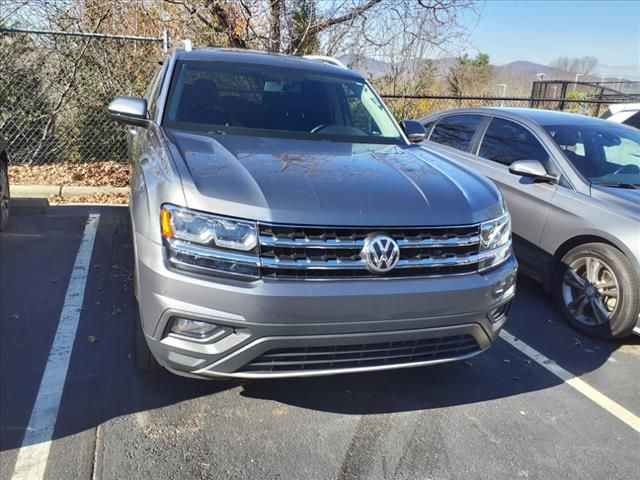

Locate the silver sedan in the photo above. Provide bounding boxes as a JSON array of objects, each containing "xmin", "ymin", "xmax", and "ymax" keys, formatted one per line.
[{"xmin": 419, "ymin": 108, "xmax": 640, "ymax": 339}]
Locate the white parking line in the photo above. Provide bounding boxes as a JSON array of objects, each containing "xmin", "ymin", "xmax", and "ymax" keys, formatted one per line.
[
  {"xmin": 500, "ymin": 330, "xmax": 640, "ymax": 434},
  {"xmin": 11, "ymin": 214, "xmax": 100, "ymax": 480}
]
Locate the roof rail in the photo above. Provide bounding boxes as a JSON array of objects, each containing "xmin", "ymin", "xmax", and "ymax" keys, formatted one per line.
[{"xmin": 303, "ymin": 55, "xmax": 348, "ymax": 69}]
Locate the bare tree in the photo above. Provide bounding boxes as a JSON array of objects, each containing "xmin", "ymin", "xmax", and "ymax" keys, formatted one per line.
[
  {"xmin": 550, "ymin": 56, "xmax": 599, "ymax": 76},
  {"xmin": 1, "ymin": 0, "xmax": 478, "ymax": 162}
]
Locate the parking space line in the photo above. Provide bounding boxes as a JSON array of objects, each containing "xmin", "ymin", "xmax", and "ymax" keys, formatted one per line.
[
  {"xmin": 500, "ymin": 330, "xmax": 640, "ymax": 434},
  {"xmin": 11, "ymin": 214, "xmax": 100, "ymax": 480}
]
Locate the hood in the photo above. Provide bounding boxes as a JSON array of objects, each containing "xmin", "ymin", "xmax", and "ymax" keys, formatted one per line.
[
  {"xmin": 591, "ymin": 185, "xmax": 640, "ymax": 222},
  {"xmin": 167, "ymin": 129, "xmax": 504, "ymax": 226}
]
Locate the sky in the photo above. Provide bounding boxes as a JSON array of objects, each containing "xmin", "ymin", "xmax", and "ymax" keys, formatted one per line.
[{"xmin": 465, "ymin": 0, "xmax": 640, "ymax": 79}]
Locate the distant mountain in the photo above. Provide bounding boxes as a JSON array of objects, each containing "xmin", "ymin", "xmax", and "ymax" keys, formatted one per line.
[
  {"xmin": 338, "ymin": 54, "xmax": 603, "ymax": 83},
  {"xmin": 337, "ymin": 53, "xmax": 392, "ymax": 78},
  {"xmin": 495, "ymin": 61, "xmax": 576, "ymax": 81}
]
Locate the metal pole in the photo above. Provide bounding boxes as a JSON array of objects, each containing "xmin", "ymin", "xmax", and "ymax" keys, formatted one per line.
[
  {"xmin": 572, "ymin": 73, "xmax": 583, "ymax": 93},
  {"xmin": 0, "ymin": 26, "xmax": 163, "ymax": 43},
  {"xmin": 496, "ymin": 83, "xmax": 507, "ymax": 106},
  {"xmin": 162, "ymin": 29, "xmax": 169, "ymax": 52},
  {"xmin": 559, "ymin": 82, "xmax": 568, "ymax": 111}
]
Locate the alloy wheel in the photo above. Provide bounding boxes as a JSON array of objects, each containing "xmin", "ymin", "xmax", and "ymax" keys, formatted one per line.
[{"xmin": 561, "ymin": 256, "xmax": 620, "ymax": 327}]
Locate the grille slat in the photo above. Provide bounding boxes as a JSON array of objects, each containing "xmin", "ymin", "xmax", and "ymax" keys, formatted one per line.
[
  {"xmin": 239, "ymin": 334, "xmax": 480, "ymax": 373},
  {"xmin": 259, "ymin": 235, "xmax": 480, "ymax": 249},
  {"xmin": 249, "ymin": 344, "xmax": 478, "ymax": 367},
  {"xmin": 259, "ymin": 337, "xmax": 475, "ymax": 358},
  {"xmin": 258, "ymin": 223, "xmax": 481, "ymax": 279}
]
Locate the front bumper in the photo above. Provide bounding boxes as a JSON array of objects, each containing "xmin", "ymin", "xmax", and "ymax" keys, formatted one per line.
[{"xmin": 135, "ymin": 234, "xmax": 517, "ymax": 378}]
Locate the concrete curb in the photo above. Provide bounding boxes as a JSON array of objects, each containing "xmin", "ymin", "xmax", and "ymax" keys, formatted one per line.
[{"xmin": 12, "ymin": 184, "xmax": 128, "ymax": 198}]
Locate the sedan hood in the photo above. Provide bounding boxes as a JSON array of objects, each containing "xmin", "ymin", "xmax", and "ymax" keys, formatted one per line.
[
  {"xmin": 167, "ymin": 129, "xmax": 503, "ymax": 226},
  {"xmin": 591, "ymin": 185, "xmax": 640, "ymax": 222}
]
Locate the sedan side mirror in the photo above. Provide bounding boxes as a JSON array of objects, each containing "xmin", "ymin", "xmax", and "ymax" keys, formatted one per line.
[
  {"xmin": 509, "ymin": 159, "xmax": 559, "ymax": 184},
  {"xmin": 400, "ymin": 120, "xmax": 427, "ymax": 143},
  {"xmin": 108, "ymin": 96, "xmax": 150, "ymax": 128}
]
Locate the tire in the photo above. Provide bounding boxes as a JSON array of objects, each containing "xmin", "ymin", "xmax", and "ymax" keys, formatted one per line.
[
  {"xmin": 133, "ymin": 299, "xmax": 160, "ymax": 372},
  {"xmin": 0, "ymin": 160, "xmax": 9, "ymax": 232},
  {"xmin": 554, "ymin": 242, "xmax": 639, "ymax": 340}
]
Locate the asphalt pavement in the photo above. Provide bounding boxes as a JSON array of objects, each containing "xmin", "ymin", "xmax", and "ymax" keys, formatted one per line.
[{"xmin": 1, "ymin": 206, "xmax": 638, "ymax": 480}]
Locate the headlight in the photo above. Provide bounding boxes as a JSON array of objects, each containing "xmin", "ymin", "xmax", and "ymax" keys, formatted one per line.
[
  {"xmin": 161, "ymin": 204, "xmax": 257, "ymax": 251},
  {"xmin": 160, "ymin": 204, "xmax": 260, "ymax": 279},
  {"xmin": 478, "ymin": 212, "xmax": 512, "ymax": 272}
]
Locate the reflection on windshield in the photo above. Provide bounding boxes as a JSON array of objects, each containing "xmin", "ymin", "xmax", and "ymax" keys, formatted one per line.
[
  {"xmin": 545, "ymin": 124, "xmax": 640, "ymax": 186},
  {"xmin": 163, "ymin": 60, "xmax": 404, "ymax": 144}
]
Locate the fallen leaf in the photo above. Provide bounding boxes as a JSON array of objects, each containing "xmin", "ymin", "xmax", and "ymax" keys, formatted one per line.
[{"xmin": 9, "ymin": 162, "xmax": 130, "ymax": 188}]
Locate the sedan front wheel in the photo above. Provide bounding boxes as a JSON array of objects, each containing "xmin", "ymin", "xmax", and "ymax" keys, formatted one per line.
[{"xmin": 555, "ymin": 243, "xmax": 639, "ymax": 339}]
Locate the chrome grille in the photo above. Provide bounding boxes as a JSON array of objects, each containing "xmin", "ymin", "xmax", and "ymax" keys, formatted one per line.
[
  {"xmin": 258, "ymin": 223, "xmax": 481, "ymax": 279},
  {"xmin": 239, "ymin": 334, "xmax": 480, "ymax": 373}
]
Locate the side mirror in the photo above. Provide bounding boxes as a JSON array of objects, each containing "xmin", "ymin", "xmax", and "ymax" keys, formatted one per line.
[
  {"xmin": 107, "ymin": 96, "xmax": 150, "ymax": 128},
  {"xmin": 400, "ymin": 120, "xmax": 427, "ymax": 143},
  {"xmin": 508, "ymin": 159, "xmax": 559, "ymax": 184}
]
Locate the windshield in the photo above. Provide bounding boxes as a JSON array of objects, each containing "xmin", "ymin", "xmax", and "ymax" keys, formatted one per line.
[
  {"xmin": 163, "ymin": 60, "xmax": 404, "ymax": 144},
  {"xmin": 545, "ymin": 123, "xmax": 640, "ymax": 187}
]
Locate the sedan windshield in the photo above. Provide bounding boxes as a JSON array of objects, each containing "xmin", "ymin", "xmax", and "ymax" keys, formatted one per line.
[
  {"xmin": 545, "ymin": 123, "xmax": 640, "ymax": 187},
  {"xmin": 163, "ymin": 60, "xmax": 404, "ymax": 144}
]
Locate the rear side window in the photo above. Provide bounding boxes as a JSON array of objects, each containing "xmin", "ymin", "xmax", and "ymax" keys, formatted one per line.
[
  {"xmin": 429, "ymin": 115, "xmax": 483, "ymax": 151},
  {"xmin": 479, "ymin": 117, "xmax": 548, "ymax": 166},
  {"xmin": 342, "ymin": 83, "xmax": 382, "ymax": 135},
  {"xmin": 623, "ymin": 112, "xmax": 640, "ymax": 129}
]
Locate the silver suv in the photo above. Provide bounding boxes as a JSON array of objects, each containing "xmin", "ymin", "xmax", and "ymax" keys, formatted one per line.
[{"xmin": 108, "ymin": 49, "xmax": 516, "ymax": 378}]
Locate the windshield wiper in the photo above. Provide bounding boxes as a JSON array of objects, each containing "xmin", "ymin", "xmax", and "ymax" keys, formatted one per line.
[{"xmin": 595, "ymin": 182, "xmax": 639, "ymax": 190}]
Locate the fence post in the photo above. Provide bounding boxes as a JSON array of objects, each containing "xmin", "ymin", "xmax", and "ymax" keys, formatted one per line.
[
  {"xmin": 594, "ymin": 87, "xmax": 603, "ymax": 117},
  {"xmin": 529, "ymin": 82, "xmax": 537, "ymax": 108},
  {"xmin": 162, "ymin": 29, "xmax": 169, "ymax": 53},
  {"xmin": 559, "ymin": 82, "xmax": 568, "ymax": 111}
]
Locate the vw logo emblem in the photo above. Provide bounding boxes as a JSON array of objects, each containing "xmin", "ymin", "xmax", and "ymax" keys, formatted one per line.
[{"xmin": 361, "ymin": 234, "xmax": 400, "ymax": 273}]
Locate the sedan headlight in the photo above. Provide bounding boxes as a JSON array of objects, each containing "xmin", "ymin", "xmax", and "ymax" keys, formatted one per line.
[
  {"xmin": 161, "ymin": 204, "xmax": 260, "ymax": 279},
  {"xmin": 478, "ymin": 212, "xmax": 512, "ymax": 272}
]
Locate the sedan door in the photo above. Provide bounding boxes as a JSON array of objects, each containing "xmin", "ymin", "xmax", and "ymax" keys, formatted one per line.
[{"xmin": 428, "ymin": 115, "xmax": 558, "ymax": 280}]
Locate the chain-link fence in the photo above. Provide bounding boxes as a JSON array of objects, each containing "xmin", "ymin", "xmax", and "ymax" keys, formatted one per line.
[
  {"xmin": 1, "ymin": 27, "xmax": 638, "ymax": 179},
  {"xmin": 382, "ymin": 96, "xmax": 531, "ymax": 120},
  {"xmin": 0, "ymin": 28, "xmax": 163, "ymax": 167},
  {"xmin": 381, "ymin": 94, "xmax": 638, "ymax": 121}
]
